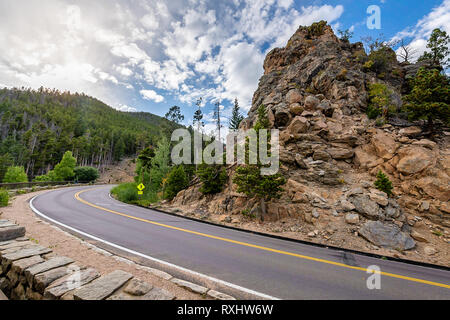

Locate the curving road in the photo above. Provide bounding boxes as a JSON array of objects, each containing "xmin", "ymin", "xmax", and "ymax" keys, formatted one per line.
[{"xmin": 30, "ymin": 185, "xmax": 450, "ymax": 300}]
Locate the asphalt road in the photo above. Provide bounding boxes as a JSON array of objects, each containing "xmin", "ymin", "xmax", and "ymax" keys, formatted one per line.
[{"xmin": 30, "ymin": 185, "xmax": 450, "ymax": 299}]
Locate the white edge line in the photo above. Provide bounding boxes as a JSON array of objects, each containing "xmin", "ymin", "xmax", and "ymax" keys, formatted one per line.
[{"xmin": 29, "ymin": 194, "xmax": 280, "ymax": 300}]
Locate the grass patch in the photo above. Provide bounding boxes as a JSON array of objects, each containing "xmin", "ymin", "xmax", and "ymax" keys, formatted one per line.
[
  {"xmin": 111, "ymin": 182, "xmax": 159, "ymax": 205},
  {"xmin": 0, "ymin": 189, "xmax": 9, "ymax": 207}
]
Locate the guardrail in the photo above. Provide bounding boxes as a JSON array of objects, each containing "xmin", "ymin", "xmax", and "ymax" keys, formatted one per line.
[{"xmin": 0, "ymin": 181, "xmax": 92, "ymax": 190}]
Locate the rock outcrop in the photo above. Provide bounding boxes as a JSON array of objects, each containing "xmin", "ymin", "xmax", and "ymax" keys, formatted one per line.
[{"xmin": 170, "ymin": 22, "xmax": 449, "ymax": 255}]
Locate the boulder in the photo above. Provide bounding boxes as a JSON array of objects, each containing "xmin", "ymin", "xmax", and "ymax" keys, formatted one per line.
[
  {"xmin": 412, "ymin": 139, "xmax": 436, "ymax": 149},
  {"xmin": 396, "ymin": 146, "xmax": 433, "ymax": 175},
  {"xmin": 327, "ymin": 148, "xmax": 354, "ymax": 160},
  {"xmin": 399, "ymin": 126, "xmax": 421, "ymax": 137},
  {"xmin": 287, "ymin": 116, "xmax": 309, "ymax": 135},
  {"xmin": 289, "ymin": 103, "xmax": 304, "ymax": 115},
  {"xmin": 285, "ymin": 89, "xmax": 303, "ymax": 104},
  {"xmin": 359, "ymin": 221, "xmax": 416, "ymax": 250},
  {"xmin": 371, "ymin": 131, "xmax": 398, "ymax": 160},
  {"xmin": 313, "ymin": 150, "xmax": 331, "ymax": 161},
  {"xmin": 348, "ymin": 194, "xmax": 382, "ymax": 219},
  {"xmin": 304, "ymin": 96, "xmax": 320, "ymax": 110}
]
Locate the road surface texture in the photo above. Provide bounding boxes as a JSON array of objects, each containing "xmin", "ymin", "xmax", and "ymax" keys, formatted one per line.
[{"xmin": 30, "ymin": 185, "xmax": 450, "ymax": 299}]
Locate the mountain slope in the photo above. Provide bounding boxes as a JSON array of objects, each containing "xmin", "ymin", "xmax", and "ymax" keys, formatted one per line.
[{"xmin": 0, "ymin": 87, "xmax": 179, "ymax": 179}]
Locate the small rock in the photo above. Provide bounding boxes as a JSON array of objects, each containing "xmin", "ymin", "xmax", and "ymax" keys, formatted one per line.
[
  {"xmin": 307, "ymin": 231, "xmax": 316, "ymax": 237},
  {"xmin": 340, "ymin": 200, "xmax": 356, "ymax": 212},
  {"xmin": 423, "ymin": 246, "xmax": 437, "ymax": 256},
  {"xmin": 345, "ymin": 213, "xmax": 359, "ymax": 224},
  {"xmin": 420, "ymin": 201, "xmax": 430, "ymax": 211},
  {"xmin": 312, "ymin": 209, "xmax": 320, "ymax": 218},
  {"xmin": 410, "ymin": 230, "xmax": 428, "ymax": 243}
]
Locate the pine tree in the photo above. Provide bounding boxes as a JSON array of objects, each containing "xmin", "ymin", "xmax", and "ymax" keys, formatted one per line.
[
  {"xmin": 374, "ymin": 170, "xmax": 393, "ymax": 196},
  {"xmin": 232, "ymin": 105, "xmax": 285, "ymax": 220},
  {"xmin": 229, "ymin": 98, "xmax": 244, "ymax": 130},
  {"xmin": 418, "ymin": 28, "xmax": 450, "ymax": 69},
  {"xmin": 165, "ymin": 166, "xmax": 188, "ymax": 200},
  {"xmin": 404, "ymin": 67, "xmax": 450, "ymax": 127},
  {"xmin": 165, "ymin": 106, "xmax": 184, "ymax": 124}
]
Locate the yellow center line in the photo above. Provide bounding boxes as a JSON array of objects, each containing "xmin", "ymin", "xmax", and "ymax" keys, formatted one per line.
[{"xmin": 75, "ymin": 187, "xmax": 450, "ymax": 290}]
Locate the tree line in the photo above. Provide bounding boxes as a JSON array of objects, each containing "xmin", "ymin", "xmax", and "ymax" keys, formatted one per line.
[{"xmin": 0, "ymin": 87, "xmax": 181, "ymax": 181}]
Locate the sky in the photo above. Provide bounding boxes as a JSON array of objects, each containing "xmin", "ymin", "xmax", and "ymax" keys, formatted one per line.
[{"xmin": 0, "ymin": 0, "xmax": 449, "ymax": 138}]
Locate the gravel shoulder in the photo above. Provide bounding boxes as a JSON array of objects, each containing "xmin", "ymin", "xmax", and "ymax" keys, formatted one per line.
[{"xmin": 0, "ymin": 189, "xmax": 204, "ymax": 300}]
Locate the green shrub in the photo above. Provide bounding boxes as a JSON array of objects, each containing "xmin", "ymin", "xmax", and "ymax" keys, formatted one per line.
[
  {"xmin": 197, "ymin": 164, "xmax": 228, "ymax": 195},
  {"xmin": 365, "ymin": 46, "xmax": 397, "ymax": 75},
  {"xmin": 0, "ymin": 189, "xmax": 9, "ymax": 207},
  {"xmin": 305, "ymin": 20, "xmax": 327, "ymax": 38},
  {"xmin": 53, "ymin": 151, "xmax": 76, "ymax": 181},
  {"xmin": 74, "ymin": 166, "xmax": 99, "ymax": 182},
  {"xmin": 111, "ymin": 183, "xmax": 139, "ymax": 203},
  {"xmin": 3, "ymin": 166, "xmax": 28, "ymax": 183},
  {"xmin": 374, "ymin": 170, "xmax": 393, "ymax": 196},
  {"xmin": 367, "ymin": 83, "xmax": 396, "ymax": 119},
  {"xmin": 165, "ymin": 166, "xmax": 189, "ymax": 200}
]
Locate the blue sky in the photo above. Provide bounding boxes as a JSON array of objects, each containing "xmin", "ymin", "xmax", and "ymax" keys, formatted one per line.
[{"xmin": 0, "ymin": 0, "xmax": 449, "ymax": 137}]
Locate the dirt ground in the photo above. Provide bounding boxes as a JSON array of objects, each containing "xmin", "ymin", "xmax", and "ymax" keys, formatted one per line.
[
  {"xmin": 0, "ymin": 190, "xmax": 204, "ymax": 300},
  {"xmin": 159, "ymin": 202, "xmax": 450, "ymax": 268},
  {"xmin": 97, "ymin": 158, "xmax": 136, "ymax": 184}
]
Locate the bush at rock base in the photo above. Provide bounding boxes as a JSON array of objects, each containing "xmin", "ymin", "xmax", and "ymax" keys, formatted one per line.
[{"xmin": 0, "ymin": 189, "xmax": 8, "ymax": 207}]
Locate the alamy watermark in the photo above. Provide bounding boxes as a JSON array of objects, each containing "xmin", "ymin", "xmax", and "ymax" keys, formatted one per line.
[
  {"xmin": 367, "ymin": 5, "xmax": 381, "ymax": 30},
  {"xmin": 171, "ymin": 128, "xmax": 280, "ymax": 175},
  {"xmin": 366, "ymin": 265, "xmax": 381, "ymax": 290}
]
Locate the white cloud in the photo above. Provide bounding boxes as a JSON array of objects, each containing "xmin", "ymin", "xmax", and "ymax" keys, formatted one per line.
[
  {"xmin": 392, "ymin": 0, "xmax": 450, "ymax": 62},
  {"xmin": 115, "ymin": 104, "xmax": 137, "ymax": 112},
  {"xmin": 0, "ymin": 0, "xmax": 346, "ymax": 116},
  {"xmin": 140, "ymin": 89, "xmax": 165, "ymax": 103}
]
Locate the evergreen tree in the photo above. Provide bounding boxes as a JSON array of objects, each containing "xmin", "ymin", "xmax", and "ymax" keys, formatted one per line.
[
  {"xmin": 404, "ymin": 67, "xmax": 450, "ymax": 127},
  {"xmin": 165, "ymin": 106, "xmax": 184, "ymax": 124},
  {"xmin": 149, "ymin": 137, "xmax": 171, "ymax": 191},
  {"xmin": 196, "ymin": 163, "xmax": 228, "ymax": 194},
  {"xmin": 232, "ymin": 105, "xmax": 286, "ymax": 219},
  {"xmin": 165, "ymin": 166, "xmax": 189, "ymax": 200},
  {"xmin": 229, "ymin": 98, "xmax": 244, "ymax": 130},
  {"xmin": 374, "ymin": 170, "xmax": 393, "ymax": 196},
  {"xmin": 418, "ymin": 28, "xmax": 450, "ymax": 69}
]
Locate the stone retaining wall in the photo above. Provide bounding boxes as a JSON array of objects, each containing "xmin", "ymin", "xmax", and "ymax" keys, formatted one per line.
[{"xmin": 0, "ymin": 219, "xmax": 175, "ymax": 300}]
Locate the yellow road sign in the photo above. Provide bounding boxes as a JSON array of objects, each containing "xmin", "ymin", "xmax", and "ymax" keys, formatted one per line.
[
  {"xmin": 137, "ymin": 183, "xmax": 145, "ymax": 191},
  {"xmin": 138, "ymin": 191, "xmax": 143, "ymax": 195}
]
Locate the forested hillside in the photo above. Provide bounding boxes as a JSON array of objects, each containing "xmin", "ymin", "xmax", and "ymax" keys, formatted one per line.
[{"xmin": 0, "ymin": 87, "xmax": 180, "ymax": 180}]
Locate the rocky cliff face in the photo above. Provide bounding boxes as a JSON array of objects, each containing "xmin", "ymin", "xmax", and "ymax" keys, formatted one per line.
[{"xmin": 169, "ymin": 23, "xmax": 449, "ymax": 263}]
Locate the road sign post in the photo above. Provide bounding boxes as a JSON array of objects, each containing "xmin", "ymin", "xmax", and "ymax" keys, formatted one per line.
[{"xmin": 137, "ymin": 183, "xmax": 145, "ymax": 196}]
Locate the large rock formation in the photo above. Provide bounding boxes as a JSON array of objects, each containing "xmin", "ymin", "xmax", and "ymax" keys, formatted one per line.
[{"xmin": 170, "ymin": 22, "xmax": 449, "ymax": 255}]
